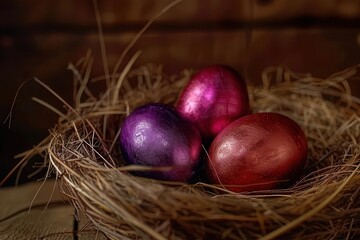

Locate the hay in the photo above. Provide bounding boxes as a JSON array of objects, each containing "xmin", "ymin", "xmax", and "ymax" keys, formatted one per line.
[
  {"xmin": 4, "ymin": 0, "xmax": 356, "ymax": 238},
  {"xmin": 33, "ymin": 62, "xmax": 360, "ymax": 239}
]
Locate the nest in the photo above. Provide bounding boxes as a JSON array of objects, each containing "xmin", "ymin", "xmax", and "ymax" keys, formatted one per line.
[{"xmin": 42, "ymin": 61, "xmax": 360, "ymax": 239}]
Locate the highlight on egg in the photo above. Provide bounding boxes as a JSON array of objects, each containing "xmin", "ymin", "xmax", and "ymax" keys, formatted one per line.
[
  {"xmin": 207, "ymin": 112, "xmax": 308, "ymax": 193},
  {"xmin": 176, "ymin": 65, "xmax": 251, "ymax": 140},
  {"xmin": 120, "ymin": 103, "xmax": 202, "ymax": 182}
]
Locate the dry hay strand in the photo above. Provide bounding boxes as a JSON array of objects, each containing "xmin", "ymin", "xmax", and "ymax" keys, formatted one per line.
[{"xmin": 37, "ymin": 62, "xmax": 360, "ymax": 239}]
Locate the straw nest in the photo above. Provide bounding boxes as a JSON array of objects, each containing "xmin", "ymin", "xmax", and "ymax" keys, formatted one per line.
[{"xmin": 44, "ymin": 61, "xmax": 360, "ymax": 240}]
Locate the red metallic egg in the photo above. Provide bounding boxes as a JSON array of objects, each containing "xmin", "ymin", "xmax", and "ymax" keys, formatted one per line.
[
  {"xmin": 176, "ymin": 65, "xmax": 250, "ymax": 140},
  {"xmin": 208, "ymin": 112, "xmax": 308, "ymax": 193}
]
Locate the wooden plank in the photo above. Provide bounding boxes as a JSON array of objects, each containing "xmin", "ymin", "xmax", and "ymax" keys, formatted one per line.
[
  {"xmin": 1, "ymin": 29, "xmax": 360, "ymax": 131},
  {"xmin": 0, "ymin": 179, "xmax": 64, "ymax": 220},
  {"xmin": 1, "ymin": 0, "xmax": 360, "ymax": 30},
  {"xmin": 0, "ymin": 180, "xmax": 107, "ymax": 239}
]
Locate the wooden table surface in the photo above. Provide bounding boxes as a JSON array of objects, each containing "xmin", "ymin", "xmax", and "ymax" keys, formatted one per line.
[{"xmin": 0, "ymin": 180, "xmax": 106, "ymax": 239}]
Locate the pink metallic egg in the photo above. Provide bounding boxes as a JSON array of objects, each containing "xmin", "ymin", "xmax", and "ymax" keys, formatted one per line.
[
  {"xmin": 176, "ymin": 65, "xmax": 250, "ymax": 140},
  {"xmin": 120, "ymin": 103, "xmax": 202, "ymax": 182},
  {"xmin": 208, "ymin": 112, "xmax": 308, "ymax": 193}
]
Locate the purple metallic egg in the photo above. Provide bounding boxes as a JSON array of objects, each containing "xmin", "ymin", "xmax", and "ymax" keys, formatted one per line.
[
  {"xmin": 176, "ymin": 65, "xmax": 251, "ymax": 140},
  {"xmin": 120, "ymin": 103, "xmax": 202, "ymax": 182}
]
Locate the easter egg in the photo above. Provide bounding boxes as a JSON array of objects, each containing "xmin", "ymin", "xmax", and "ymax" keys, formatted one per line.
[
  {"xmin": 208, "ymin": 112, "xmax": 308, "ymax": 192},
  {"xmin": 120, "ymin": 103, "xmax": 202, "ymax": 182},
  {"xmin": 176, "ymin": 65, "xmax": 251, "ymax": 140}
]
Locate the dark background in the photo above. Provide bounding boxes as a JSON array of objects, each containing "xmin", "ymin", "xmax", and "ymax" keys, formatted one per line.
[{"xmin": 1, "ymin": 0, "xmax": 360, "ymax": 186}]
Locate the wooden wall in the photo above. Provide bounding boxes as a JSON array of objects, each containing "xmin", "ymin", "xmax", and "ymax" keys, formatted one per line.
[{"xmin": 1, "ymin": 0, "xmax": 360, "ymax": 185}]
